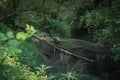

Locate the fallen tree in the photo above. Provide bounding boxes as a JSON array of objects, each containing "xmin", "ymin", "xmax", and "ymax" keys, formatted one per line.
[{"xmin": 32, "ymin": 35, "xmax": 94, "ymax": 62}]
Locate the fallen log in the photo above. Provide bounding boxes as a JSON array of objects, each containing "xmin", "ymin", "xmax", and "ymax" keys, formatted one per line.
[{"xmin": 32, "ymin": 35, "xmax": 94, "ymax": 62}]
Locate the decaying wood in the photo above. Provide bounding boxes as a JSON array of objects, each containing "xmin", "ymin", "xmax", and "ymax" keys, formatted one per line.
[{"xmin": 32, "ymin": 35, "xmax": 94, "ymax": 62}]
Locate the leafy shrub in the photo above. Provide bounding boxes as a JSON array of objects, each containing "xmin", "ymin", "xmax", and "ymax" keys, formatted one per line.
[
  {"xmin": 81, "ymin": 8, "xmax": 120, "ymax": 43},
  {"xmin": 18, "ymin": 40, "xmax": 46, "ymax": 68},
  {"xmin": 111, "ymin": 44, "xmax": 120, "ymax": 61},
  {"xmin": 44, "ymin": 19, "xmax": 71, "ymax": 38},
  {"xmin": 0, "ymin": 24, "xmax": 39, "ymax": 80},
  {"xmin": 0, "ymin": 23, "xmax": 11, "ymax": 33}
]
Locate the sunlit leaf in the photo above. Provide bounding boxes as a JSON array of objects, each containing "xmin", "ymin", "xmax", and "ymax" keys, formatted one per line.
[{"xmin": 16, "ymin": 32, "xmax": 27, "ymax": 41}]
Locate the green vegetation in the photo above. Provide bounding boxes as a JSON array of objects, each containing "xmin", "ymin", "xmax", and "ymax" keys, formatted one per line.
[{"xmin": 0, "ymin": 0, "xmax": 120, "ymax": 80}]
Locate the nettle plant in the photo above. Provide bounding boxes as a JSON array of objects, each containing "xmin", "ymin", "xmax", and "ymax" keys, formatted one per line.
[{"xmin": 0, "ymin": 24, "xmax": 36, "ymax": 66}]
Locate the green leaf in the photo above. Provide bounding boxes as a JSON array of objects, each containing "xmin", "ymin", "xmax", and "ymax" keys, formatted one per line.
[
  {"xmin": 6, "ymin": 31, "xmax": 14, "ymax": 39},
  {"xmin": 15, "ymin": 48, "xmax": 22, "ymax": 53},
  {"xmin": 0, "ymin": 33, "xmax": 8, "ymax": 41},
  {"xmin": 7, "ymin": 39, "xmax": 18, "ymax": 46},
  {"xmin": 16, "ymin": 32, "xmax": 27, "ymax": 41},
  {"xmin": 8, "ymin": 47, "xmax": 22, "ymax": 54}
]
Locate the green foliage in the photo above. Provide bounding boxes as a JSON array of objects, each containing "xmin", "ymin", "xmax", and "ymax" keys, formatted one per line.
[
  {"xmin": 35, "ymin": 65, "xmax": 53, "ymax": 80},
  {"xmin": 0, "ymin": 24, "xmax": 36, "ymax": 55},
  {"xmin": 111, "ymin": 44, "xmax": 120, "ymax": 61},
  {"xmin": 16, "ymin": 24, "xmax": 36, "ymax": 41},
  {"xmin": 0, "ymin": 31, "xmax": 21, "ymax": 55},
  {"xmin": 6, "ymin": 31, "xmax": 14, "ymax": 39},
  {"xmin": 0, "ymin": 0, "xmax": 120, "ymax": 80},
  {"xmin": 18, "ymin": 40, "xmax": 44, "ymax": 67},
  {"xmin": 0, "ymin": 23, "xmax": 11, "ymax": 32},
  {"xmin": 79, "ymin": 7, "xmax": 120, "ymax": 44},
  {"xmin": 0, "ymin": 64, "xmax": 38, "ymax": 80},
  {"xmin": 76, "ymin": 75, "xmax": 101, "ymax": 80},
  {"xmin": 35, "ymin": 65, "xmax": 51, "ymax": 75},
  {"xmin": 0, "ymin": 32, "xmax": 8, "ymax": 41},
  {"xmin": 83, "ymin": 10, "xmax": 105, "ymax": 28},
  {"xmin": 92, "ymin": 27, "xmax": 113, "ymax": 43},
  {"xmin": 0, "ymin": 24, "xmax": 41, "ymax": 80},
  {"xmin": 61, "ymin": 72, "xmax": 77, "ymax": 80},
  {"xmin": 16, "ymin": 32, "xmax": 27, "ymax": 41},
  {"xmin": 44, "ymin": 19, "xmax": 71, "ymax": 38}
]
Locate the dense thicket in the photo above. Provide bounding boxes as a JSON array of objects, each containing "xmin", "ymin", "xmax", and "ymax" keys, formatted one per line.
[{"xmin": 0, "ymin": 0, "xmax": 120, "ymax": 80}]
